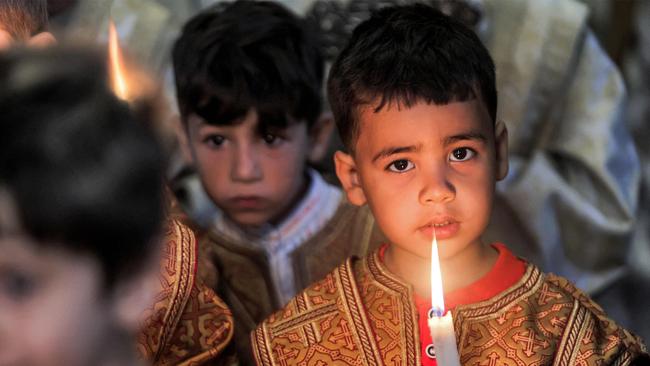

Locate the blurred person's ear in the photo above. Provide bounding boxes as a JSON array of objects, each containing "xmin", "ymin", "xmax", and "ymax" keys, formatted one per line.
[
  {"xmin": 308, "ymin": 112, "xmax": 335, "ymax": 163},
  {"xmin": 27, "ymin": 32, "xmax": 56, "ymax": 48}
]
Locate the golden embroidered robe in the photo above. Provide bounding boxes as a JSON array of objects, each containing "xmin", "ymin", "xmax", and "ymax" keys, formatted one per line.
[
  {"xmin": 137, "ymin": 219, "xmax": 234, "ymax": 365},
  {"xmin": 202, "ymin": 200, "xmax": 385, "ymax": 364},
  {"xmin": 252, "ymin": 250, "xmax": 649, "ymax": 365}
]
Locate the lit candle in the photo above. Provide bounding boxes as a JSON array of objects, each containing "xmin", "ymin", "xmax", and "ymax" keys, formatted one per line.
[{"xmin": 428, "ymin": 230, "xmax": 461, "ymax": 366}]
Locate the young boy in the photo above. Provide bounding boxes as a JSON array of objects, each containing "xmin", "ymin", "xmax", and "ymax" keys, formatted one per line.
[
  {"xmin": 0, "ymin": 46, "xmax": 234, "ymax": 366},
  {"xmin": 252, "ymin": 5, "xmax": 649, "ymax": 365},
  {"xmin": 172, "ymin": 1, "xmax": 384, "ymax": 361},
  {"xmin": 0, "ymin": 0, "xmax": 55, "ymax": 49},
  {"xmin": 0, "ymin": 46, "xmax": 165, "ymax": 366}
]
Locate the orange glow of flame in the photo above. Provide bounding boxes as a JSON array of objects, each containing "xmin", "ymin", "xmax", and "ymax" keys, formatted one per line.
[
  {"xmin": 108, "ymin": 21, "xmax": 129, "ymax": 101},
  {"xmin": 430, "ymin": 229, "xmax": 446, "ymax": 315}
]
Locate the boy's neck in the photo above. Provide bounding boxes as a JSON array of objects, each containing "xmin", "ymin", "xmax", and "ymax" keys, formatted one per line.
[{"xmin": 384, "ymin": 240, "xmax": 498, "ymax": 298}]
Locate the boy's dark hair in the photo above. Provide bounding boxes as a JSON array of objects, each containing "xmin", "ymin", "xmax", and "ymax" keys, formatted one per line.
[
  {"xmin": 0, "ymin": 0, "xmax": 48, "ymax": 40},
  {"xmin": 172, "ymin": 0, "xmax": 324, "ymax": 131},
  {"xmin": 328, "ymin": 4, "xmax": 497, "ymax": 151},
  {"xmin": 0, "ymin": 47, "xmax": 165, "ymax": 289}
]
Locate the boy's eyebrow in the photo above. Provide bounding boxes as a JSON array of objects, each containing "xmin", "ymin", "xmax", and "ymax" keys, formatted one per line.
[
  {"xmin": 444, "ymin": 131, "xmax": 488, "ymax": 145},
  {"xmin": 372, "ymin": 144, "xmax": 422, "ymax": 163}
]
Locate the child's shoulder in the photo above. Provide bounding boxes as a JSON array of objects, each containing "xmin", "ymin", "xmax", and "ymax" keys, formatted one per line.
[
  {"xmin": 138, "ymin": 219, "xmax": 234, "ymax": 365},
  {"xmin": 543, "ymin": 272, "xmax": 648, "ymax": 359},
  {"xmin": 457, "ymin": 264, "xmax": 649, "ymax": 365},
  {"xmin": 251, "ymin": 251, "xmax": 422, "ymax": 365},
  {"xmin": 251, "ymin": 254, "xmax": 371, "ymax": 365},
  {"xmin": 254, "ymin": 255, "xmax": 359, "ymax": 327}
]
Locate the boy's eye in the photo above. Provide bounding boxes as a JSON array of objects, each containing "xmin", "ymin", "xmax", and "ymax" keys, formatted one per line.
[
  {"xmin": 262, "ymin": 133, "xmax": 283, "ymax": 146},
  {"xmin": 204, "ymin": 134, "xmax": 225, "ymax": 147},
  {"xmin": 449, "ymin": 147, "xmax": 476, "ymax": 162},
  {"xmin": 0, "ymin": 269, "xmax": 37, "ymax": 302},
  {"xmin": 387, "ymin": 159, "xmax": 414, "ymax": 172}
]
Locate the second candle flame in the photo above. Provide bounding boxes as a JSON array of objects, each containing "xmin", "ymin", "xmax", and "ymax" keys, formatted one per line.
[{"xmin": 108, "ymin": 21, "xmax": 129, "ymax": 101}]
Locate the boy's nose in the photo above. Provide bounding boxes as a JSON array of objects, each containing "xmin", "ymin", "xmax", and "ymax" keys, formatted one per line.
[
  {"xmin": 419, "ymin": 166, "xmax": 455, "ymax": 204},
  {"xmin": 231, "ymin": 144, "xmax": 262, "ymax": 182}
]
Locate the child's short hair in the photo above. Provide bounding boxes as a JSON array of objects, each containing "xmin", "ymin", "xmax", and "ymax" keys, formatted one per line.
[
  {"xmin": 328, "ymin": 4, "xmax": 497, "ymax": 151},
  {"xmin": 0, "ymin": 47, "xmax": 165, "ymax": 289},
  {"xmin": 172, "ymin": 0, "xmax": 324, "ymax": 130},
  {"xmin": 0, "ymin": 0, "xmax": 48, "ymax": 40}
]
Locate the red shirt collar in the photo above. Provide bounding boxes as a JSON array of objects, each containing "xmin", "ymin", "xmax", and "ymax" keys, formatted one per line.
[{"xmin": 379, "ymin": 243, "xmax": 527, "ymax": 366}]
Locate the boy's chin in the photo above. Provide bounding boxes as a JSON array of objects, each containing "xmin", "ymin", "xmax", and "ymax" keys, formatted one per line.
[{"xmin": 226, "ymin": 212, "xmax": 274, "ymax": 229}]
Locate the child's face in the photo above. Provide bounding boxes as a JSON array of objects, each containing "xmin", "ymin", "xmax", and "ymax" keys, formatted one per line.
[
  {"xmin": 182, "ymin": 108, "xmax": 323, "ymax": 227},
  {"xmin": 335, "ymin": 99, "xmax": 508, "ymax": 262},
  {"xmin": 0, "ymin": 235, "xmax": 115, "ymax": 366}
]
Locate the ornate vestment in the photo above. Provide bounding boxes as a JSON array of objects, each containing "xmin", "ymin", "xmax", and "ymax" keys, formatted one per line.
[
  {"xmin": 202, "ymin": 198, "xmax": 384, "ymax": 364},
  {"xmin": 252, "ymin": 248, "xmax": 649, "ymax": 365},
  {"xmin": 137, "ymin": 219, "xmax": 234, "ymax": 365}
]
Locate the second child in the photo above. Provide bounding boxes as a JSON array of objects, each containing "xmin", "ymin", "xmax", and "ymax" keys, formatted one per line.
[{"xmin": 172, "ymin": 1, "xmax": 384, "ymax": 362}]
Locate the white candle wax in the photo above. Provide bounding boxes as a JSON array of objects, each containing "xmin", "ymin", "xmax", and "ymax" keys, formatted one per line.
[
  {"xmin": 428, "ymin": 312, "xmax": 461, "ymax": 366},
  {"xmin": 428, "ymin": 230, "xmax": 461, "ymax": 366}
]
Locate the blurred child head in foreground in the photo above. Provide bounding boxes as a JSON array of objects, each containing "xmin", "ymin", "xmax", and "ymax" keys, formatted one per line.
[{"xmin": 0, "ymin": 46, "xmax": 164, "ymax": 366}]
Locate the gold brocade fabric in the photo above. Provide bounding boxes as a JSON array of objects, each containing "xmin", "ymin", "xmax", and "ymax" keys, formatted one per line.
[
  {"xmin": 252, "ymin": 250, "xmax": 649, "ymax": 366},
  {"xmin": 202, "ymin": 200, "xmax": 384, "ymax": 364},
  {"xmin": 137, "ymin": 219, "xmax": 234, "ymax": 365}
]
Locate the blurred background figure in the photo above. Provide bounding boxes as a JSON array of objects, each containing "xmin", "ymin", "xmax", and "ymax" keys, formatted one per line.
[
  {"xmin": 170, "ymin": 2, "xmax": 384, "ymax": 363},
  {"xmin": 0, "ymin": 46, "xmax": 165, "ymax": 366}
]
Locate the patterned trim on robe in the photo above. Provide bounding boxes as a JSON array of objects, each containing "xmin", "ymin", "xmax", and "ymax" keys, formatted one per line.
[
  {"xmin": 252, "ymin": 249, "xmax": 648, "ymax": 366},
  {"xmin": 137, "ymin": 219, "xmax": 234, "ymax": 366}
]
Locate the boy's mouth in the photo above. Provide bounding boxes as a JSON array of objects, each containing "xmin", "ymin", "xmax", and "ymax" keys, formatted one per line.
[
  {"xmin": 227, "ymin": 196, "xmax": 267, "ymax": 210},
  {"xmin": 419, "ymin": 217, "xmax": 460, "ymax": 240}
]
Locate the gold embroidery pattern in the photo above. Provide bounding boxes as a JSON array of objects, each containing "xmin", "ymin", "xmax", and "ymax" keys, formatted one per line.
[
  {"xmin": 454, "ymin": 268, "xmax": 647, "ymax": 366},
  {"xmin": 365, "ymin": 251, "xmax": 419, "ymax": 365},
  {"xmin": 337, "ymin": 259, "xmax": 383, "ymax": 366},
  {"xmin": 137, "ymin": 219, "xmax": 233, "ymax": 366},
  {"xmin": 252, "ymin": 251, "xmax": 649, "ymax": 366}
]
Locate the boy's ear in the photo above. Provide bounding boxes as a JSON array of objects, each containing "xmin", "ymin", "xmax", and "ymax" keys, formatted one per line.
[
  {"xmin": 173, "ymin": 115, "xmax": 194, "ymax": 165},
  {"xmin": 334, "ymin": 151, "xmax": 367, "ymax": 206},
  {"xmin": 27, "ymin": 32, "xmax": 56, "ymax": 48},
  {"xmin": 307, "ymin": 112, "xmax": 335, "ymax": 163},
  {"xmin": 494, "ymin": 120, "xmax": 509, "ymax": 181}
]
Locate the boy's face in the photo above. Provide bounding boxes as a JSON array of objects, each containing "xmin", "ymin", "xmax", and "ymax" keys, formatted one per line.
[
  {"xmin": 182, "ymin": 108, "xmax": 330, "ymax": 227},
  {"xmin": 0, "ymin": 235, "xmax": 114, "ymax": 366},
  {"xmin": 335, "ymin": 99, "xmax": 508, "ymax": 262}
]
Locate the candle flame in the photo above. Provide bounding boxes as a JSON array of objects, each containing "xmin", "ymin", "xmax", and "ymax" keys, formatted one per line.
[
  {"xmin": 108, "ymin": 21, "xmax": 129, "ymax": 101},
  {"xmin": 431, "ymin": 229, "xmax": 446, "ymax": 315}
]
